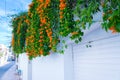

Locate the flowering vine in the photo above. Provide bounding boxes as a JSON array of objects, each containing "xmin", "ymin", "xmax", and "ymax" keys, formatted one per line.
[
  {"xmin": 11, "ymin": 0, "xmax": 120, "ymax": 60},
  {"xmin": 25, "ymin": 0, "xmax": 60, "ymax": 59},
  {"xmin": 37, "ymin": 0, "xmax": 52, "ymax": 55},
  {"xmin": 11, "ymin": 12, "xmax": 29, "ymax": 54},
  {"xmin": 101, "ymin": 0, "xmax": 120, "ymax": 33}
]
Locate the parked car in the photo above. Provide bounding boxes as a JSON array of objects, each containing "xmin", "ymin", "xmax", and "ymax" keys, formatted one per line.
[{"xmin": 7, "ymin": 55, "xmax": 15, "ymax": 61}]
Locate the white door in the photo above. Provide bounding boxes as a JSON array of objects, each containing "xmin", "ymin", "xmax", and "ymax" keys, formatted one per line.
[{"xmin": 73, "ymin": 34, "xmax": 120, "ymax": 80}]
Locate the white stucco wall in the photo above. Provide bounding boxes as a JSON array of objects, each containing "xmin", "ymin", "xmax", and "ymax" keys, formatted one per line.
[
  {"xmin": 32, "ymin": 53, "xmax": 64, "ymax": 80},
  {"xmin": 18, "ymin": 53, "xmax": 28, "ymax": 80},
  {"xmin": 64, "ymin": 44, "xmax": 74, "ymax": 80}
]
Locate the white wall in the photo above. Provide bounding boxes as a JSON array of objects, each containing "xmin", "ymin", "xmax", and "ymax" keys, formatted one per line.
[
  {"xmin": 18, "ymin": 53, "xmax": 28, "ymax": 80},
  {"xmin": 64, "ymin": 44, "xmax": 74, "ymax": 80},
  {"xmin": 73, "ymin": 31, "xmax": 120, "ymax": 80},
  {"xmin": 65, "ymin": 21, "xmax": 120, "ymax": 80},
  {"xmin": 32, "ymin": 53, "xmax": 64, "ymax": 80}
]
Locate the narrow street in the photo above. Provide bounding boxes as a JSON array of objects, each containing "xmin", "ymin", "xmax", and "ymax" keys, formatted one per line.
[{"xmin": 0, "ymin": 61, "xmax": 15, "ymax": 80}]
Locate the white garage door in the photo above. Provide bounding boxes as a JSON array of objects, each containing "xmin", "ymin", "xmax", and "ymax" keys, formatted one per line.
[{"xmin": 73, "ymin": 34, "xmax": 120, "ymax": 80}]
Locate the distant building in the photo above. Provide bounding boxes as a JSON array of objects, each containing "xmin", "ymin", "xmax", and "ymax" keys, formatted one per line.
[{"xmin": 0, "ymin": 44, "xmax": 9, "ymax": 66}]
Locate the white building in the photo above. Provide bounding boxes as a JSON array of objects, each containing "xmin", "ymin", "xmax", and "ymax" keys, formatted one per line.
[{"xmin": 0, "ymin": 44, "xmax": 9, "ymax": 66}]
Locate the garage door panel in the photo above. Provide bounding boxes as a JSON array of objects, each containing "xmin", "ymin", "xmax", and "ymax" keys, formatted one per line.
[
  {"xmin": 73, "ymin": 44, "xmax": 120, "ymax": 55},
  {"xmin": 74, "ymin": 70, "xmax": 120, "ymax": 80},
  {"xmin": 74, "ymin": 59, "xmax": 120, "ymax": 64},
  {"xmin": 74, "ymin": 65, "xmax": 120, "ymax": 80},
  {"xmin": 73, "ymin": 35, "xmax": 120, "ymax": 80},
  {"xmin": 74, "ymin": 51, "xmax": 120, "ymax": 60}
]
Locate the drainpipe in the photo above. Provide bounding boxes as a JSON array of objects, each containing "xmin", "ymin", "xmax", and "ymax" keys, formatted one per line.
[{"xmin": 28, "ymin": 60, "xmax": 32, "ymax": 80}]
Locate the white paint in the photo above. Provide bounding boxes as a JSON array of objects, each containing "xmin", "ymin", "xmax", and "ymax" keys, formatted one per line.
[
  {"xmin": 72, "ymin": 25, "xmax": 120, "ymax": 80},
  {"xmin": 32, "ymin": 53, "xmax": 64, "ymax": 80},
  {"xmin": 18, "ymin": 53, "xmax": 28, "ymax": 80},
  {"xmin": 64, "ymin": 44, "xmax": 74, "ymax": 80},
  {"xmin": 28, "ymin": 60, "xmax": 32, "ymax": 80}
]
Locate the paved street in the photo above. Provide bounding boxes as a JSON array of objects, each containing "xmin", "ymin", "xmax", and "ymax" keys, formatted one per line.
[{"xmin": 0, "ymin": 61, "xmax": 15, "ymax": 80}]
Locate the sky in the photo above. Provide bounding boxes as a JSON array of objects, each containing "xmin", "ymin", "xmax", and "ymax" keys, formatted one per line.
[{"xmin": 0, "ymin": 0, "xmax": 32, "ymax": 47}]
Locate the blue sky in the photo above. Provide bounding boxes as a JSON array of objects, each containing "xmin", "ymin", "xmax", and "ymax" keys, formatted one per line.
[{"xmin": 0, "ymin": 0, "xmax": 32, "ymax": 47}]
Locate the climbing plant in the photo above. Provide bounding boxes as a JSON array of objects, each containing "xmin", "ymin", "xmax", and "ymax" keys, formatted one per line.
[
  {"xmin": 101, "ymin": 0, "xmax": 120, "ymax": 33},
  {"xmin": 26, "ymin": 0, "xmax": 55, "ymax": 59},
  {"xmin": 74, "ymin": 0, "xmax": 120, "ymax": 33},
  {"xmin": 11, "ymin": 12, "xmax": 29, "ymax": 54},
  {"xmin": 74, "ymin": 0, "xmax": 100, "ymax": 29},
  {"xmin": 11, "ymin": 0, "xmax": 120, "ymax": 60}
]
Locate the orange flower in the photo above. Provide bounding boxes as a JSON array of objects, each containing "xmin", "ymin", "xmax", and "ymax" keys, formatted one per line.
[
  {"xmin": 40, "ymin": 44, "xmax": 43, "ymax": 46},
  {"xmin": 40, "ymin": 31, "xmax": 43, "ymax": 34},
  {"xmin": 60, "ymin": 0, "xmax": 65, "ymax": 2},
  {"xmin": 109, "ymin": 26, "xmax": 117, "ymax": 33},
  {"xmin": 39, "ymin": 48, "xmax": 44, "ymax": 55},
  {"xmin": 60, "ymin": 15, "xmax": 63, "ymax": 19},
  {"xmin": 17, "ymin": 21, "xmax": 21, "ymax": 34},
  {"xmin": 71, "ymin": 32, "xmax": 78, "ymax": 35},
  {"xmin": 40, "ymin": 36, "xmax": 43, "ymax": 39},
  {"xmin": 59, "ymin": 11, "xmax": 63, "ymax": 15},
  {"xmin": 49, "ymin": 37, "xmax": 52, "ymax": 42},
  {"xmin": 11, "ymin": 35, "xmax": 14, "ymax": 46},
  {"xmin": 59, "ymin": 3, "xmax": 66, "ymax": 9},
  {"xmin": 39, "ymin": 40, "xmax": 43, "ymax": 42},
  {"xmin": 39, "ymin": 0, "xmax": 44, "ymax": 3},
  {"xmin": 31, "ymin": 40, "xmax": 34, "ymax": 43},
  {"xmin": 46, "ymin": 30, "xmax": 49, "ymax": 33},
  {"xmin": 40, "ymin": 24, "xmax": 43, "ymax": 26},
  {"xmin": 59, "ymin": 0, "xmax": 66, "ymax": 20},
  {"xmin": 25, "ymin": 19, "xmax": 30, "ymax": 25},
  {"xmin": 41, "ymin": 18, "xmax": 46, "ymax": 24}
]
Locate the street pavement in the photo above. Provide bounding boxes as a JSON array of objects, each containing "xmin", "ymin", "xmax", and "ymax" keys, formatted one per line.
[
  {"xmin": 1, "ymin": 63, "xmax": 20, "ymax": 80},
  {"xmin": 0, "ymin": 61, "xmax": 14, "ymax": 79},
  {"xmin": 0, "ymin": 61, "xmax": 20, "ymax": 80}
]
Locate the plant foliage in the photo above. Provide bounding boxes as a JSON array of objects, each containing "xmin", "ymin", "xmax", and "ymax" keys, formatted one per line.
[{"xmin": 11, "ymin": 0, "xmax": 120, "ymax": 59}]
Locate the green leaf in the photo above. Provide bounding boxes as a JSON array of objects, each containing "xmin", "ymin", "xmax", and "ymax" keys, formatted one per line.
[
  {"xmin": 78, "ymin": 37, "xmax": 82, "ymax": 41},
  {"xmin": 59, "ymin": 50, "xmax": 64, "ymax": 54},
  {"xmin": 65, "ymin": 45, "xmax": 68, "ymax": 49},
  {"xmin": 116, "ymin": 23, "xmax": 120, "ymax": 32},
  {"xmin": 75, "ymin": 40, "xmax": 79, "ymax": 44},
  {"xmin": 62, "ymin": 40, "xmax": 66, "ymax": 44},
  {"xmin": 79, "ymin": 31, "xmax": 84, "ymax": 36}
]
